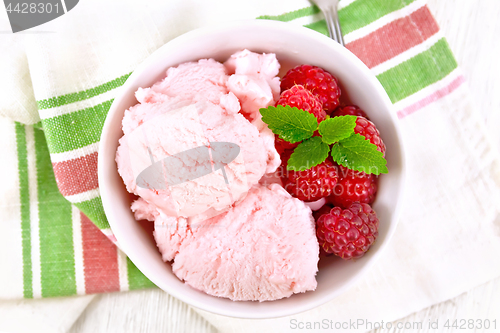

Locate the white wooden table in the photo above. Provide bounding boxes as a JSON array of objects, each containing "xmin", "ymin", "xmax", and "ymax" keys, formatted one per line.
[{"xmin": 65, "ymin": 1, "xmax": 500, "ymax": 332}]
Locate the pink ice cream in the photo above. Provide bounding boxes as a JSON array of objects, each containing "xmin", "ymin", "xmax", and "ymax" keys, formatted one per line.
[
  {"xmin": 152, "ymin": 184, "xmax": 319, "ymax": 301},
  {"xmin": 116, "ymin": 51, "xmax": 280, "ymax": 219},
  {"xmin": 116, "ymin": 50, "xmax": 319, "ymax": 301},
  {"xmin": 117, "ymin": 99, "xmax": 268, "ymax": 219},
  {"xmin": 225, "ymin": 49, "xmax": 281, "ymax": 130}
]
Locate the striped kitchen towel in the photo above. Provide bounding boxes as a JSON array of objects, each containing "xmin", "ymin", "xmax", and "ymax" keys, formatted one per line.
[
  {"xmin": 1, "ymin": 0, "xmax": 499, "ymax": 315},
  {"xmin": 1, "ymin": 119, "xmax": 155, "ymax": 299},
  {"xmin": 261, "ymin": 0, "xmax": 463, "ymax": 117}
]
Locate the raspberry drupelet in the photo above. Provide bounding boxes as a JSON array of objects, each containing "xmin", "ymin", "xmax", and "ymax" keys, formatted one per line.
[
  {"xmin": 316, "ymin": 202, "xmax": 379, "ymax": 260},
  {"xmin": 354, "ymin": 116, "xmax": 386, "ymax": 156},
  {"xmin": 281, "ymin": 65, "xmax": 341, "ymax": 113},
  {"xmin": 276, "ymin": 85, "xmax": 326, "ymax": 122},
  {"xmin": 331, "ymin": 105, "xmax": 369, "ymax": 119},
  {"xmin": 281, "ymin": 159, "xmax": 339, "ymax": 202},
  {"xmin": 328, "ymin": 165, "xmax": 378, "ymax": 209}
]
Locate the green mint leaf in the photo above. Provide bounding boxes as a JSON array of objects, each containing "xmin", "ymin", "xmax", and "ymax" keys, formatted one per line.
[
  {"xmin": 259, "ymin": 105, "xmax": 317, "ymax": 143},
  {"xmin": 330, "ymin": 133, "xmax": 388, "ymax": 175},
  {"xmin": 318, "ymin": 115, "xmax": 357, "ymax": 144},
  {"xmin": 287, "ymin": 136, "xmax": 330, "ymax": 171}
]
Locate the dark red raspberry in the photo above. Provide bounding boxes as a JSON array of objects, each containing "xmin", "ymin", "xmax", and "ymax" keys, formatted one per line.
[
  {"xmin": 313, "ymin": 202, "xmax": 334, "ymax": 221},
  {"xmin": 316, "ymin": 202, "xmax": 379, "ymax": 260},
  {"xmin": 281, "ymin": 65, "xmax": 341, "ymax": 113},
  {"xmin": 274, "ymin": 135, "xmax": 299, "ymax": 156},
  {"xmin": 354, "ymin": 116, "xmax": 386, "ymax": 156},
  {"xmin": 282, "ymin": 159, "xmax": 339, "ymax": 202},
  {"xmin": 331, "ymin": 105, "xmax": 369, "ymax": 119},
  {"xmin": 328, "ymin": 166, "xmax": 378, "ymax": 209},
  {"xmin": 276, "ymin": 85, "xmax": 326, "ymax": 122}
]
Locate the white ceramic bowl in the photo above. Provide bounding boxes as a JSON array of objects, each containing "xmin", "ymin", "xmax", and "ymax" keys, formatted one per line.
[{"xmin": 98, "ymin": 19, "xmax": 405, "ymax": 319}]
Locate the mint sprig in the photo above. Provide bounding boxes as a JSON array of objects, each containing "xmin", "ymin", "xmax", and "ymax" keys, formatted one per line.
[
  {"xmin": 287, "ymin": 137, "xmax": 330, "ymax": 171},
  {"xmin": 318, "ymin": 115, "xmax": 357, "ymax": 144},
  {"xmin": 259, "ymin": 105, "xmax": 388, "ymax": 174},
  {"xmin": 330, "ymin": 133, "xmax": 388, "ymax": 175},
  {"xmin": 260, "ymin": 105, "xmax": 317, "ymax": 144}
]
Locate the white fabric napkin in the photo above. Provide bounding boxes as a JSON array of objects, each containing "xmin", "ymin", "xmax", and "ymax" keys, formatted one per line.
[{"xmin": 0, "ymin": 10, "xmax": 39, "ymax": 125}]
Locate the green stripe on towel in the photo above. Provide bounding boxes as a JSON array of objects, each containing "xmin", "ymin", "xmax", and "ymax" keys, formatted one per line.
[
  {"xmin": 75, "ymin": 197, "xmax": 110, "ymax": 230},
  {"xmin": 376, "ymin": 38, "xmax": 458, "ymax": 103},
  {"xmin": 127, "ymin": 257, "xmax": 156, "ymax": 290},
  {"xmin": 37, "ymin": 73, "xmax": 131, "ymax": 110},
  {"xmin": 304, "ymin": 20, "xmax": 328, "ymax": 36},
  {"xmin": 15, "ymin": 123, "xmax": 33, "ymax": 299},
  {"xmin": 42, "ymin": 99, "xmax": 113, "ymax": 154},
  {"xmin": 257, "ymin": 5, "xmax": 320, "ymax": 22},
  {"xmin": 339, "ymin": 0, "xmax": 417, "ymax": 35},
  {"xmin": 35, "ymin": 128, "xmax": 77, "ymax": 297}
]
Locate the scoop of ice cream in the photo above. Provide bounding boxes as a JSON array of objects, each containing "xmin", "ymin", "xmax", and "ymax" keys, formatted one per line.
[
  {"xmin": 225, "ymin": 49, "xmax": 281, "ymax": 122},
  {"xmin": 259, "ymin": 126, "xmax": 281, "ymax": 174},
  {"xmin": 137, "ymin": 58, "xmax": 229, "ymax": 105},
  {"xmin": 116, "ymin": 52, "xmax": 303, "ymax": 301},
  {"xmin": 117, "ymin": 52, "xmax": 283, "ymax": 218},
  {"xmin": 117, "ymin": 100, "xmax": 269, "ymax": 218},
  {"xmin": 153, "ymin": 184, "xmax": 319, "ymax": 301},
  {"xmin": 224, "ymin": 49, "xmax": 282, "ymax": 171}
]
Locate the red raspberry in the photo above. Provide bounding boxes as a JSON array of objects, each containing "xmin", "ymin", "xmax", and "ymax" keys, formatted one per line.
[
  {"xmin": 282, "ymin": 159, "xmax": 339, "ymax": 202},
  {"xmin": 331, "ymin": 105, "xmax": 369, "ymax": 119},
  {"xmin": 313, "ymin": 202, "xmax": 335, "ymax": 221},
  {"xmin": 328, "ymin": 165, "xmax": 378, "ymax": 209},
  {"xmin": 276, "ymin": 85, "xmax": 326, "ymax": 122},
  {"xmin": 316, "ymin": 202, "xmax": 379, "ymax": 260},
  {"xmin": 274, "ymin": 135, "xmax": 299, "ymax": 156},
  {"xmin": 354, "ymin": 116, "xmax": 386, "ymax": 156},
  {"xmin": 281, "ymin": 65, "xmax": 341, "ymax": 113}
]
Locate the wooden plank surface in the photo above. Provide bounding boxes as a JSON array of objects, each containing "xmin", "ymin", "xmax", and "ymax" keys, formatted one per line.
[
  {"xmin": 69, "ymin": 1, "xmax": 500, "ymax": 332},
  {"xmin": 69, "ymin": 289, "xmax": 216, "ymax": 333}
]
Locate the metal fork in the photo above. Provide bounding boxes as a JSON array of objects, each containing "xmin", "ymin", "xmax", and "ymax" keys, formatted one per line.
[{"xmin": 311, "ymin": 0, "xmax": 345, "ymax": 46}]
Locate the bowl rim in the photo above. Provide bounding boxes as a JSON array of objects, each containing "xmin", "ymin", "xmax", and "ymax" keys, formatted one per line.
[{"xmin": 98, "ymin": 18, "xmax": 406, "ymax": 318}]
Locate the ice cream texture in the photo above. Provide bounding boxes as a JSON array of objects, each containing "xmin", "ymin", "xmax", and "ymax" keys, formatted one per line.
[
  {"xmin": 116, "ymin": 50, "xmax": 319, "ymax": 301},
  {"xmin": 153, "ymin": 185, "xmax": 318, "ymax": 301}
]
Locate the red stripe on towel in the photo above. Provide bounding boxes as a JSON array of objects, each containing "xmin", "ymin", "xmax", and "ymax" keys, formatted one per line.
[
  {"xmin": 81, "ymin": 212, "xmax": 120, "ymax": 294},
  {"xmin": 346, "ymin": 6, "xmax": 439, "ymax": 69},
  {"xmin": 52, "ymin": 152, "xmax": 99, "ymax": 196}
]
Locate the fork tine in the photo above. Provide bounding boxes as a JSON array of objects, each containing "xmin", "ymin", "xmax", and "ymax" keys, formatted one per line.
[
  {"xmin": 331, "ymin": 6, "xmax": 345, "ymax": 46},
  {"xmin": 322, "ymin": 6, "xmax": 344, "ymax": 46},
  {"xmin": 315, "ymin": 0, "xmax": 344, "ymax": 46},
  {"xmin": 323, "ymin": 8, "xmax": 339, "ymax": 44}
]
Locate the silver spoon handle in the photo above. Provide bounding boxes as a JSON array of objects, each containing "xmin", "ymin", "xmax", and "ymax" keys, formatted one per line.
[{"xmin": 323, "ymin": 5, "xmax": 345, "ymax": 46}]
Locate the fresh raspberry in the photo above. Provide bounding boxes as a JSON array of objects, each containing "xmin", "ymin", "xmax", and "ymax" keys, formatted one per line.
[
  {"xmin": 274, "ymin": 135, "xmax": 299, "ymax": 156},
  {"xmin": 316, "ymin": 202, "xmax": 379, "ymax": 260},
  {"xmin": 282, "ymin": 159, "xmax": 339, "ymax": 202},
  {"xmin": 331, "ymin": 105, "xmax": 369, "ymax": 119},
  {"xmin": 354, "ymin": 116, "xmax": 386, "ymax": 156},
  {"xmin": 276, "ymin": 85, "xmax": 326, "ymax": 122},
  {"xmin": 313, "ymin": 202, "xmax": 335, "ymax": 221},
  {"xmin": 281, "ymin": 65, "xmax": 341, "ymax": 113},
  {"xmin": 328, "ymin": 165, "xmax": 378, "ymax": 209}
]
